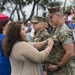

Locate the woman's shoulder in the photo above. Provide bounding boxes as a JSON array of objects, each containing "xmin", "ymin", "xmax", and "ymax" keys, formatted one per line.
[
  {"xmin": 12, "ymin": 42, "xmax": 30, "ymax": 51},
  {"xmin": 14, "ymin": 41, "xmax": 29, "ymax": 47},
  {"xmin": 16, "ymin": 41, "xmax": 28, "ymax": 44}
]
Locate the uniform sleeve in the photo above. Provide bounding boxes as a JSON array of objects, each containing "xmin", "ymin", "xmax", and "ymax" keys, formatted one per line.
[
  {"xmin": 16, "ymin": 42, "xmax": 48, "ymax": 63},
  {"xmin": 58, "ymin": 30, "xmax": 74, "ymax": 46}
]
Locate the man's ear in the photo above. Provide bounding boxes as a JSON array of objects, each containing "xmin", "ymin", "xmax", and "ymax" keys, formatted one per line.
[{"xmin": 41, "ymin": 22, "xmax": 45, "ymax": 27}]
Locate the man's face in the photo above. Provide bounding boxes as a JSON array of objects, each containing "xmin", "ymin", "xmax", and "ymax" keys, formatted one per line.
[
  {"xmin": 49, "ymin": 14, "xmax": 58, "ymax": 26},
  {"xmin": 33, "ymin": 22, "xmax": 41, "ymax": 31},
  {"xmin": 27, "ymin": 21, "xmax": 31, "ymax": 26},
  {"xmin": 33, "ymin": 22, "xmax": 45, "ymax": 31}
]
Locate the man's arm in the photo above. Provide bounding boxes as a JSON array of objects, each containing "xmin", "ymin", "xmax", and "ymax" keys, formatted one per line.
[
  {"xmin": 58, "ymin": 43, "xmax": 74, "ymax": 67},
  {"xmin": 49, "ymin": 43, "xmax": 74, "ymax": 72}
]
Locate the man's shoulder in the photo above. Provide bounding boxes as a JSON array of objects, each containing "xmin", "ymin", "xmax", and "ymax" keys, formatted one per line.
[{"xmin": 59, "ymin": 23, "xmax": 70, "ymax": 33}]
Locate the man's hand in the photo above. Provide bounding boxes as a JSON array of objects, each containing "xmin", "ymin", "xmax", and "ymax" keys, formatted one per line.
[
  {"xmin": 48, "ymin": 64, "xmax": 59, "ymax": 72},
  {"xmin": 43, "ymin": 71, "xmax": 47, "ymax": 75}
]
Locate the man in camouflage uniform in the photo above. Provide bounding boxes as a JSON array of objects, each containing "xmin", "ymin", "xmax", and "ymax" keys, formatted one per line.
[
  {"xmin": 31, "ymin": 16, "xmax": 50, "ymax": 42},
  {"xmin": 45, "ymin": 6, "xmax": 75, "ymax": 75},
  {"xmin": 31, "ymin": 16, "xmax": 50, "ymax": 75}
]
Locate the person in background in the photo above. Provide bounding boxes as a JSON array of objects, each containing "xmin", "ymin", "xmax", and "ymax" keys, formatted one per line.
[
  {"xmin": 68, "ymin": 16, "xmax": 75, "ymax": 31},
  {"xmin": 45, "ymin": 6, "xmax": 75, "ymax": 75},
  {"xmin": 3, "ymin": 22, "xmax": 54, "ymax": 75},
  {"xmin": 68, "ymin": 16, "xmax": 75, "ymax": 43},
  {"xmin": 63, "ymin": 11, "xmax": 70, "ymax": 25},
  {"xmin": 26, "ymin": 21, "xmax": 32, "ymax": 33},
  {"xmin": 0, "ymin": 18, "xmax": 11, "ymax": 75},
  {"xmin": 68, "ymin": 8, "xmax": 75, "ymax": 21},
  {"xmin": 26, "ymin": 21, "xmax": 35, "ymax": 41}
]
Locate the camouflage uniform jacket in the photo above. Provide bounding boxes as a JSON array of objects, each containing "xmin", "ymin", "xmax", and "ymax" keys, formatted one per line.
[
  {"xmin": 33, "ymin": 29, "xmax": 50, "ymax": 71},
  {"xmin": 33, "ymin": 29, "xmax": 50, "ymax": 42},
  {"xmin": 46, "ymin": 23, "xmax": 75, "ymax": 75}
]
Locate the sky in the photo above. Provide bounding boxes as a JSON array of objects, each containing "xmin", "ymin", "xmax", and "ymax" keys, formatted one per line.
[
  {"xmin": 2, "ymin": 0, "xmax": 74, "ymax": 20},
  {"xmin": 61, "ymin": 0, "xmax": 73, "ymax": 6}
]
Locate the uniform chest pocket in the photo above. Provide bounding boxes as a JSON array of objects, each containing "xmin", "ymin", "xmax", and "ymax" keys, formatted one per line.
[{"xmin": 51, "ymin": 35, "xmax": 61, "ymax": 46}]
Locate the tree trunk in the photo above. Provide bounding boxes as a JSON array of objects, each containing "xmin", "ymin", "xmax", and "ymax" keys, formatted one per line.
[
  {"xmin": 63, "ymin": 0, "xmax": 67, "ymax": 11},
  {"xmin": 36, "ymin": 3, "xmax": 38, "ymax": 16},
  {"xmin": 15, "ymin": 0, "xmax": 20, "ymax": 21},
  {"xmin": 10, "ymin": 7, "xmax": 16, "ymax": 21},
  {"xmin": 18, "ymin": 1, "xmax": 26, "ymax": 22},
  {"xmin": 24, "ymin": 0, "xmax": 40, "ymax": 24}
]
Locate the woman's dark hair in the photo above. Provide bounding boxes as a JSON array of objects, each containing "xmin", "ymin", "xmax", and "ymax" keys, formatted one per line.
[
  {"xmin": 69, "ymin": 8, "xmax": 74, "ymax": 14},
  {"xmin": 3, "ymin": 21, "xmax": 28, "ymax": 57},
  {"xmin": 0, "ymin": 18, "xmax": 10, "ymax": 33}
]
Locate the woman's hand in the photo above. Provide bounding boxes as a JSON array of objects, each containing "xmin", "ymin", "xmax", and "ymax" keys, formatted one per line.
[{"xmin": 47, "ymin": 38, "xmax": 54, "ymax": 47}]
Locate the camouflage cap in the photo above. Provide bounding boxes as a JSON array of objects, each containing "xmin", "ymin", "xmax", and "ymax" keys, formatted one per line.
[
  {"xmin": 31, "ymin": 16, "xmax": 47, "ymax": 24},
  {"xmin": 48, "ymin": 6, "xmax": 61, "ymax": 17}
]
